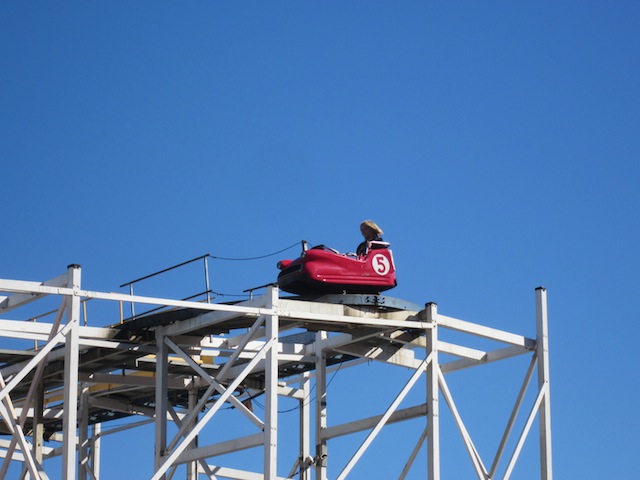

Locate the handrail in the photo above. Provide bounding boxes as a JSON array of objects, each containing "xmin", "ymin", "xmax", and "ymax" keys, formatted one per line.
[
  {"xmin": 117, "ymin": 243, "xmax": 301, "ymax": 321},
  {"xmin": 119, "ymin": 254, "xmax": 211, "ymax": 288},
  {"xmin": 119, "ymin": 254, "xmax": 212, "ymax": 322}
]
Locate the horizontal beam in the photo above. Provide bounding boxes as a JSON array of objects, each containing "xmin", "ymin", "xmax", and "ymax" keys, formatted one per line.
[
  {"xmin": 201, "ymin": 464, "xmax": 293, "ymax": 480},
  {"xmin": 333, "ymin": 343, "xmax": 419, "ymax": 368},
  {"xmin": 0, "ymin": 323, "xmax": 72, "ymax": 404},
  {"xmin": 78, "ymin": 372, "xmax": 187, "ymax": 389},
  {"xmin": 175, "ymin": 433, "xmax": 264, "ymax": 464},
  {"xmin": 165, "ymin": 295, "xmax": 269, "ymax": 337},
  {"xmin": 0, "ymin": 273, "xmax": 68, "ymax": 313},
  {"xmin": 0, "ymin": 319, "xmax": 118, "ymax": 340},
  {"xmin": 439, "ymin": 341, "xmax": 486, "ymax": 361},
  {"xmin": 88, "ymin": 396, "xmax": 187, "ymax": 421},
  {"xmin": 441, "ymin": 345, "xmax": 533, "ymax": 374},
  {"xmin": 0, "ymin": 283, "xmax": 429, "ymax": 336},
  {"xmin": 322, "ymin": 404, "xmax": 427, "ymax": 440},
  {"xmin": 12, "ymin": 407, "xmax": 63, "ymax": 420},
  {"xmin": 96, "ymin": 418, "xmax": 155, "ymax": 439},
  {"xmin": 437, "ymin": 314, "xmax": 535, "ymax": 348},
  {"xmin": 0, "ymin": 283, "xmax": 274, "ymax": 323}
]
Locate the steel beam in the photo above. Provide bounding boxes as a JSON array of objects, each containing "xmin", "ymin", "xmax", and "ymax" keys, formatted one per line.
[
  {"xmin": 321, "ymin": 404, "xmax": 427, "ymax": 440},
  {"xmin": 32, "ymin": 382, "xmax": 44, "ymax": 467},
  {"xmin": 299, "ymin": 371, "xmax": 312, "ymax": 480},
  {"xmin": 536, "ymin": 287, "xmax": 553, "ymax": 479},
  {"xmin": 0, "ymin": 272, "xmax": 68, "ymax": 313},
  {"xmin": 0, "ymin": 267, "xmax": 552, "ymax": 480},
  {"xmin": 314, "ymin": 331, "xmax": 328, "ymax": 480},
  {"xmin": 0, "ymin": 374, "xmax": 47, "ymax": 479},
  {"xmin": 336, "ymin": 355, "xmax": 431, "ymax": 480},
  {"xmin": 90, "ymin": 423, "xmax": 101, "ymax": 480},
  {"xmin": 437, "ymin": 314, "xmax": 535, "ymax": 348},
  {"xmin": 78, "ymin": 384, "xmax": 90, "ymax": 480},
  {"xmin": 399, "ymin": 427, "xmax": 429, "ymax": 480},
  {"xmin": 186, "ymin": 386, "xmax": 198, "ymax": 480},
  {"xmin": 264, "ymin": 286, "xmax": 279, "ymax": 479},
  {"xmin": 437, "ymin": 369, "xmax": 488, "ymax": 477},
  {"xmin": 62, "ymin": 264, "xmax": 81, "ymax": 480},
  {"xmin": 490, "ymin": 354, "xmax": 537, "ymax": 477},
  {"xmin": 154, "ymin": 326, "xmax": 169, "ymax": 478},
  {"xmin": 426, "ymin": 302, "xmax": 440, "ymax": 480},
  {"xmin": 177, "ymin": 433, "xmax": 264, "ymax": 465},
  {"xmin": 151, "ymin": 338, "xmax": 275, "ymax": 480}
]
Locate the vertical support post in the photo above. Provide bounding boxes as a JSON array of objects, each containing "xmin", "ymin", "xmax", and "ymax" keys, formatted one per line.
[
  {"xmin": 314, "ymin": 331, "xmax": 328, "ymax": 480},
  {"xmin": 186, "ymin": 383, "xmax": 198, "ymax": 480},
  {"xmin": 78, "ymin": 384, "xmax": 90, "ymax": 480},
  {"xmin": 128, "ymin": 284, "xmax": 135, "ymax": 320},
  {"xmin": 536, "ymin": 287, "xmax": 553, "ymax": 479},
  {"xmin": 203, "ymin": 256, "xmax": 211, "ymax": 303},
  {"xmin": 32, "ymin": 382, "xmax": 44, "ymax": 467},
  {"xmin": 154, "ymin": 326, "xmax": 168, "ymax": 479},
  {"xmin": 62, "ymin": 264, "xmax": 81, "ymax": 480},
  {"xmin": 90, "ymin": 423, "xmax": 101, "ymax": 480},
  {"xmin": 426, "ymin": 302, "xmax": 440, "ymax": 480},
  {"xmin": 264, "ymin": 286, "xmax": 279, "ymax": 479},
  {"xmin": 299, "ymin": 371, "xmax": 312, "ymax": 480}
]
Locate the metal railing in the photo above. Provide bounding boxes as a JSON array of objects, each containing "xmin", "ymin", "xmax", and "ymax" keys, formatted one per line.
[{"xmin": 119, "ymin": 254, "xmax": 212, "ymax": 322}]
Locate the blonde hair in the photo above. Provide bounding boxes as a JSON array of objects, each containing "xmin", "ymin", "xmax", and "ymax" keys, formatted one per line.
[{"xmin": 360, "ymin": 220, "xmax": 383, "ymax": 236}]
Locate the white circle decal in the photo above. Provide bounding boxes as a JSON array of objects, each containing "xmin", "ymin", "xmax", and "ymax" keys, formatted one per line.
[{"xmin": 372, "ymin": 254, "xmax": 391, "ymax": 276}]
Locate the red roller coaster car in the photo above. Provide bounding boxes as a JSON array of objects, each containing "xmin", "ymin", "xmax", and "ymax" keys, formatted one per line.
[{"xmin": 277, "ymin": 241, "xmax": 397, "ymax": 295}]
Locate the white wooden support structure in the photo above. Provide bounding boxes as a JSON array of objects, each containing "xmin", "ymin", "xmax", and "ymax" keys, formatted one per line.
[{"xmin": 0, "ymin": 266, "xmax": 552, "ymax": 479}]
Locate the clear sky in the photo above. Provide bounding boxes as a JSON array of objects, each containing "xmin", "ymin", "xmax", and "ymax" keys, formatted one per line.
[{"xmin": 1, "ymin": 1, "xmax": 639, "ymax": 478}]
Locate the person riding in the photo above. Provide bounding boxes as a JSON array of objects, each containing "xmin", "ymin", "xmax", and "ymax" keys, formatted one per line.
[{"xmin": 357, "ymin": 220, "xmax": 384, "ymax": 257}]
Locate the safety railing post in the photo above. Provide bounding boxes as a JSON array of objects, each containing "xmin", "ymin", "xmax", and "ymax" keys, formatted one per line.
[
  {"xmin": 204, "ymin": 255, "xmax": 211, "ymax": 303},
  {"xmin": 128, "ymin": 283, "xmax": 135, "ymax": 320}
]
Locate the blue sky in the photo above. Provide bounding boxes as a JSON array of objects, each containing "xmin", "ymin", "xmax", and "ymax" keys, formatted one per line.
[{"xmin": 1, "ymin": 2, "xmax": 639, "ymax": 478}]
